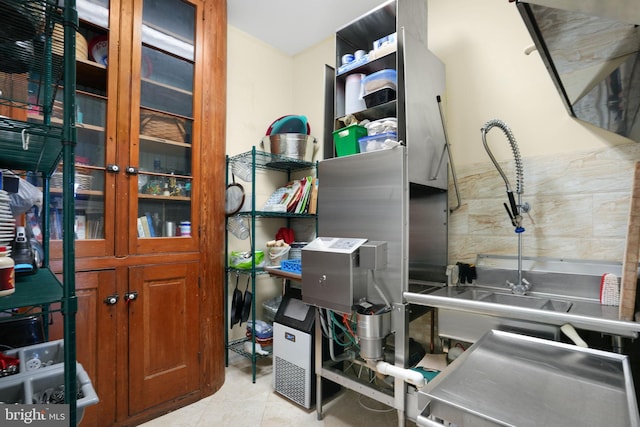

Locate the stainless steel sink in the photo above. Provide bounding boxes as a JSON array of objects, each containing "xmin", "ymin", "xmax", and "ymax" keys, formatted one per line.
[{"xmin": 478, "ymin": 292, "xmax": 572, "ymax": 312}]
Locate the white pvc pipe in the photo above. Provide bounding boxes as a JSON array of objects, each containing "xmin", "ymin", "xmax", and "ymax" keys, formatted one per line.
[{"xmin": 375, "ymin": 361, "xmax": 425, "ymax": 389}]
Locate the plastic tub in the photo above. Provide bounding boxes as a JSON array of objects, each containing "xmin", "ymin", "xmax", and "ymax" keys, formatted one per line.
[
  {"xmin": 358, "ymin": 132, "xmax": 398, "ymax": 153},
  {"xmin": 363, "ymin": 69, "xmax": 397, "ymax": 95},
  {"xmin": 3, "ymin": 339, "xmax": 64, "ymax": 373},
  {"xmin": 0, "ymin": 362, "xmax": 99, "ymax": 423},
  {"xmin": 333, "ymin": 124, "xmax": 367, "ymax": 157},
  {"xmin": 363, "ymin": 88, "xmax": 396, "ymax": 108}
]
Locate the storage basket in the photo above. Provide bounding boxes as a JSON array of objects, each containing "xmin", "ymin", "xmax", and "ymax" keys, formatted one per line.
[
  {"xmin": 52, "ymin": 24, "xmax": 88, "ymax": 61},
  {"xmin": 140, "ymin": 112, "xmax": 187, "ymax": 143},
  {"xmin": 281, "ymin": 259, "xmax": 302, "ymax": 274},
  {"xmin": 333, "ymin": 124, "xmax": 367, "ymax": 157}
]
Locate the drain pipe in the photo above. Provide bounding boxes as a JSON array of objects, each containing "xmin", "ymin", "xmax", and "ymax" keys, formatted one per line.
[{"xmin": 372, "ymin": 361, "xmax": 426, "ymax": 389}]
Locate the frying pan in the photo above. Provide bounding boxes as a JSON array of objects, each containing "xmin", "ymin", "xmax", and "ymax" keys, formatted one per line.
[
  {"xmin": 225, "ymin": 173, "xmax": 245, "ymax": 217},
  {"xmin": 230, "ymin": 274, "xmax": 243, "ymax": 328},
  {"xmin": 240, "ymin": 276, "xmax": 252, "ymax": 325}
]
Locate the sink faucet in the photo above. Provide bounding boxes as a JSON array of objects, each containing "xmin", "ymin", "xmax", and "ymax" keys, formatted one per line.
[{"xmin": 481, "ymin": 119, "xmax": 531, "ymax": 295}]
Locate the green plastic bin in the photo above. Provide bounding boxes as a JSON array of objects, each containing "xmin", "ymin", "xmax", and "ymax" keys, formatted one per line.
[{"xmin": 333, "ymin": 124, "xmax": 367, "ymax": 157}]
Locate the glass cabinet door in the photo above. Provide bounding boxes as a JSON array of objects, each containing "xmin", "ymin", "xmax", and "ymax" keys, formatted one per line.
[
  {"xmin": 133, "ymin": 0, "xmax": 196, "ymax": 244},
  {"xmin": 29, "ymin": 0, "xmax": 116, "ymax": 259}
]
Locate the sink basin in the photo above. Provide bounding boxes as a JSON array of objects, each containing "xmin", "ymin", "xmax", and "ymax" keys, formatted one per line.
[
  {"xmin": 456, "ymin": 288, "xmax": 573, "ymax": 312},
  {"xmin": 539, "ymin": 298, "xmax": 573, "ymax": 312}
]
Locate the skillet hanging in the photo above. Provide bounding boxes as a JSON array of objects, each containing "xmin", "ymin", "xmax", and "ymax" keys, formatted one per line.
[
  {"xmin": 225, "ymin": 173, "xmax": 245, "ymax": 217},
  {"xmin": 230, "ymin": 274, "xmax": 243, "ymax": 328},
  {"xmin": 240, "ymin": 275, "xmax": 252, "ymax": 325}
]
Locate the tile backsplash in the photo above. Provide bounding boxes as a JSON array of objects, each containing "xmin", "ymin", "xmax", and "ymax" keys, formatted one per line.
[{"xmin": 449, "ymin": 142, "xmax": 640, "ymax": 264}]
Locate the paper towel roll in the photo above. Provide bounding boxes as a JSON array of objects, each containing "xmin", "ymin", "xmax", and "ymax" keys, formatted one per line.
[{"xmin": 345, "ymin": 73, "xmax": 366, "ymax": 114}]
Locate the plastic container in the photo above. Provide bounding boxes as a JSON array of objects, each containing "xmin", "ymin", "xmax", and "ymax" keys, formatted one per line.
[
  {"xmin": 281, "ymin": 259, "xmax": 302, "ymax": 274},
  {"xmin": 0, "ymin": 246, "xmax": 14, "ymax": 297},
  {"xmin": 358, "ymin": 132, "xmax": 398, "ymax": 153},
  {"xmin": 289, "ymin": 242, "xmax": 307, "ymax": 260},
  {"xmin": 333, "ymin": 124, "xmax": 367, "ymax": 157},
  {"xmin": 363, "ymin": 88, "xmax": 396, "ymax": 108},
  {"xmin": 262, "ymin": 295, "xmax": 283, "ymax": 324},
  {"xmin": 3, "ymin": 339, "xmax": 64, "ymax": 373},
  {"xmin": 345, "ymin": 73, "xmax": 366, "ymax": 114},
  {"xmin": 365, "ymin": 117, "xmax": 397, "ymax": 136},
  {"xmin": 363, "ymin": 69, "xmax": 397, "ymax": 95},
  {"xmin": 0, "ymin": 362, "xmax": 99, "ymax": 423}
]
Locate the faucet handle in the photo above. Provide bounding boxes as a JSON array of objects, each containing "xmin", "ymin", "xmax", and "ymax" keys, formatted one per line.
[{"xmin": 503, "ymin": 203, "xmax": 517, "ymax": 226}]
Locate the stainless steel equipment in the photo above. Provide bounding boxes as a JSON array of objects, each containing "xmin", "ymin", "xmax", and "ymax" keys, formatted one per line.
[
  {"xmin": 417, "ymin": 330, "xmax": 640, "ymax": 427},
  {"xmin": 514, "ymin": 1, "xmax": 640, "ymax": 142},
  {"xmin": 272, "ymin": 294, "xmax": 315, "ymax": 409},
  {"xmin": 314, "ymin": 1, "xmax": 449, "ymax": 425},
  {"xmin": 301, "ymin": 237, "xmax": 368, "ymax": 314}
]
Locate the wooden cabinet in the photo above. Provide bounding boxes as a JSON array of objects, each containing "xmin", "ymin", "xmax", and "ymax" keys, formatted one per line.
[
  {"xmin": 45, "ymin": 0, "xmax": 227, "ymax": 424},
  {"xmin": 127, "ymin": 262, "xmax": 200, "ymax": 415}
]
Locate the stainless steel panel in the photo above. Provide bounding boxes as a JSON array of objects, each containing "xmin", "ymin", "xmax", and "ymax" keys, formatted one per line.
[
  {"xmin": 409, "ymin": 184, "xmax": 448, "ymax": 283},
  {"xmin": 399, "ymin": 31, "xmax": 447, "ymax": 188},
  {"xmin": 516, "ymin": 1, "xmax": 640, "ymax": 142},
  {"xmin": 302, "ymin": 249, "xmax": 366, "ymax": 314},
  {"xmin": 318, "ymin": 147, "xmax": 407, "ymax": 305},
  {"xmin": 438, "ymin": 308, "xmax": 560, "ymax": 343}
]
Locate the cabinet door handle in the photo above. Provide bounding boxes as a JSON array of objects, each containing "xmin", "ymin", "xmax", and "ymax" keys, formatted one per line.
[
  {"xmin": 104, "ymin": 294, "xmax": 119, "ymax": 305},
  {"xmin": 124, "ymin": 291, "xmax": 138, "ymax": 303},
  {"xmin": 125, "ymin": 166, "xmax": 138, "ymax": 175},
  {"xmin": 106, "ymin": 164, "xmax": 120, "ymax": 173}
]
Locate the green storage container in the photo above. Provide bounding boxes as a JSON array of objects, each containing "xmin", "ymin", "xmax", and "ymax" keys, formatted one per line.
[{"xmin": 333, "ymin": 124, "xmax": 367, "ymax": 157}]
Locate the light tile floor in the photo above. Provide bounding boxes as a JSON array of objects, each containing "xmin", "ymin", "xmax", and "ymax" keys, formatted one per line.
[{"xmin": 140, "ymin": 352, "xmax": 419, "ymax": 427}]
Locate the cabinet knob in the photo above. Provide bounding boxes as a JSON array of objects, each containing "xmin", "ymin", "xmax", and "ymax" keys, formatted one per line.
[
  {"xmin": 125, "ymin": 166, "xmax": 138, "ymax": 175},
  {"xmin": 106, "ymin": 164, "xmax": 120, "ymax": 173},
  {"xmin": 125, "ymin": 291, "xmax": 138, "ymax": 302},
  {"xmin": 104, "ymin": 294, "xmax": 119, "ymax": 305}
]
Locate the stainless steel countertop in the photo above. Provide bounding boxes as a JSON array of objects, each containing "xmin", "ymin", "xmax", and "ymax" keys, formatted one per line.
[
  {"xmin": 417, "ymin": 330, "xmax": 640, "ymax": 427},
  {"xmin": 404, "ymin": 285, "xmax": 640, "ymax": 338}
]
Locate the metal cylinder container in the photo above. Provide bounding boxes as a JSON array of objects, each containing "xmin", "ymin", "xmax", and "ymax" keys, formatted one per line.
[{"xmin": 356, "ymin": 306, "xmax": 391, "ymax": 362}]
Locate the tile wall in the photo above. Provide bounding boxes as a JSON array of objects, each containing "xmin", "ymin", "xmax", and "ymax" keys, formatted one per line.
[{"xmin": 448, "ymin": 141, "xmax": 640, "ymax": 265}]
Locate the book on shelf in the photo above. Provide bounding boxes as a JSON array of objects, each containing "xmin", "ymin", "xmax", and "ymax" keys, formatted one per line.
[
  {"xmin": 308, "ymin": 177, "xmax": 318, "ymax": 215},
  {"xmin": 87, "ymin": 215, "xmax": 104, "ymax": 239},
  {"xmin": 74, "ymin": 215, "xmax": 86, "ymax": 240},
  {"xmin": 144, "ymin": 212, "xmax": 156, "ymax": 237},
  {"xmin": 137, "ymin": 216, "xmax": 146, "ymax": 238}
]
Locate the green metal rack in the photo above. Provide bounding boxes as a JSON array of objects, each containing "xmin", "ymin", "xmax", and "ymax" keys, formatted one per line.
[
  {"xmin": 224, "ymin": 147, "xmax": 317, "ymax": 382},
  {"xmin": 0, "ymin": 0, "xmax": 78, "ymax": 424}
]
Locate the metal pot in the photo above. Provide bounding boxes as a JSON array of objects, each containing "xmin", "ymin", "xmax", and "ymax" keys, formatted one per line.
[{"xmin": 261, "ymin": 134, "xmax": 316, "ymax": 161}]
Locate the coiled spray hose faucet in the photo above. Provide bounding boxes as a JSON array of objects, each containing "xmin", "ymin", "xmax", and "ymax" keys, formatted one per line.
[
  {"xmin": 481, "ymin": 119, "xmax": 531, "ymax": 295},
  {"xmin": 481, "ymin": 119, "xmax": 526, "ymax": 230}
]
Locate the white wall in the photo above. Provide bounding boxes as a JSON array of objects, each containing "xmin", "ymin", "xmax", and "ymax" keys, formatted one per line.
[
  {"xmin": 226, "ymin": 0, "xmax": 639, "ymax": 279},
  {"xmin": 426, "ymin": 0, "xmax": 631, "ymax": 167},
  {"xmin": 226, "ymin": 26, "xmax": 294, "ymax": 156}
]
